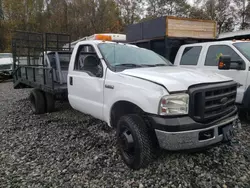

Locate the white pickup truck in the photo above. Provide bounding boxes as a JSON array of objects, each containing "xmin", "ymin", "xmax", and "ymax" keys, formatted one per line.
[
  {"xmin": 66, "ymin": 40, "xmax": 239, "ymax": 169},
  {"xmin": 13, "ymin": 34, "xmax": 239, "ymax": 169},
  {"xmin": 174, "ymin": 40, "xmax": 250, "ymax": 119}
]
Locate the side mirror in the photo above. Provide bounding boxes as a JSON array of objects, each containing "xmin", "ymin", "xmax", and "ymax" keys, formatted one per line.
[
  {"xmin": 234, "ymin": 60, "xmax": 245, "ymax": 70},
  {"xmin": 218, "ymin": 55, "xmax": 231, "ymax": 70}
]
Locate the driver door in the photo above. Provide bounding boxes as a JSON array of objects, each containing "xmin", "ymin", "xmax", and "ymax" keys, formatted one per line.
[{"xmin": 68, "ymin": 44, "xmax": 104, "ymax": 120}]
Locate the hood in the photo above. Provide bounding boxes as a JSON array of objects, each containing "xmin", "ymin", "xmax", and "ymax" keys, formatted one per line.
[
  {"xmin": 121, "ymin": 66, "xmax": 232, "ymax": 92},
  {"xmin": 0, "ymin": 58, "xmax": 12, "ymax": 65}
]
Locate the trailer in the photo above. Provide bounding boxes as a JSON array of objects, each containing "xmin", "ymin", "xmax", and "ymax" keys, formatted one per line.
[
  {"xmin": 12, "ymin": 31, "xmax": 72, "ymax": 113},
  {"xmin": 126, "ymin": 16, "xmax": 217, "ymax": 63}
]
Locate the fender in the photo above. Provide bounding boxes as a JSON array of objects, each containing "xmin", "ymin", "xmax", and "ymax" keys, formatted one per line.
[
  {"xmin": 103, "ymin": 90, "xmax": 160, "ymax": 126},
  {"xmin": 242, "ymin": 85, "xmax": 250, "ymax": 110}
]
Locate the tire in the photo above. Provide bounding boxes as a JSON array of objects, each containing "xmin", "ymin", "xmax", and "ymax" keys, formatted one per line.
[
  {"xmin": 29, "ymin": 89, "xmax": 46, "ymax": 114},
  {"xmin": 44, "ymin": 92, "xmax": 55, "ymax": 113},
  {"xmin": 116, "ymin": 114, "xmax": 154, "ymax": 170},
  {"xmin": 238, "ymin": 108, "xmax": 250, "ymax": 122}
]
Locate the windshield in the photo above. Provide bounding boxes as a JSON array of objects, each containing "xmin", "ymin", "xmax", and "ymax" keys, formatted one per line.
[
  {"xmin": 233, "ymin": 42, "xmax": 250, "ymax": 61},
  {"xmin": 0, "ymin": 53, "xmax": 12, "ymax": 59},
  {"xmin": 98, "ymin": 43, "xmax": 172, "ymax": 71}
]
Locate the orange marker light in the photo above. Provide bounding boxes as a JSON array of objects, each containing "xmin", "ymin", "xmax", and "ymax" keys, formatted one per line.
[
  {"xmin": 95, "ymin": 35, "xmax": 112, "ymax": 41},
  {"xmin": 219, "ymin": 62, "xmax": 224, "ymax": 68}
]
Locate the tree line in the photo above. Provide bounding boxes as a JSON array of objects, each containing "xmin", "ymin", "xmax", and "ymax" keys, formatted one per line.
[{"xmin": 0, "ymin": 0, "xmax": 249, "ymax": 52}]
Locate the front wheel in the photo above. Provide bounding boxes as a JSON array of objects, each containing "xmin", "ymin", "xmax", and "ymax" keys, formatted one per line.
[{"xmin": 116, "ymin": 114, "xmax": 154, "ymax": 170}]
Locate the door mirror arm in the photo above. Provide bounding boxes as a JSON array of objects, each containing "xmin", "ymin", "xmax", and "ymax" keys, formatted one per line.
[
  {"xmin": 236, "ymin": 61, "xmax": 243, "ymax": 70},
  {"xmin": 231, "ymin": 60, "xmax": 245, "ymax": 70}
]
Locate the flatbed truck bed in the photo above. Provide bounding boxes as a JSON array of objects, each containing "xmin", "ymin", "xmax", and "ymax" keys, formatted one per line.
[{"xmin": 11, "ymin": 31, "xmax": 72, "ymax": 113}]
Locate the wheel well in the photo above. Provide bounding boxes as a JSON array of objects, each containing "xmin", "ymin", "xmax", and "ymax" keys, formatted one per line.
[{"xmin": 110, "ymin": 101, "xmax": 144, "ymax": 128}]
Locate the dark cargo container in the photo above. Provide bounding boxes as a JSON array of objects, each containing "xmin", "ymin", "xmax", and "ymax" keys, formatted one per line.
[{"xmin": 126, "ymin": 16, "xmax": 216, "ymax": 63}]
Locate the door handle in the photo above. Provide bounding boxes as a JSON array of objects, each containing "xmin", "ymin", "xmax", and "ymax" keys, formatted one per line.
[
  {"xmin": 105, "ymin": 84, "xmax": 114, "ymax": 89},
  {"xmin": 69, "ymin": 76, "xmax": 73, "ymax": 85}
]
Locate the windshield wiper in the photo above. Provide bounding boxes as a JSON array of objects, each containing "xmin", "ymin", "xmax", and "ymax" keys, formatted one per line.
[
  {"xmin": 140, "ymin": 64, "xmax": 169, "ymax": 67},
  {"xmin": 115, "ymin": 63, "xmax": 170, "ymax": 68},
  {"xmin": 115, "ymin": 63, "xmax": 142, "ymax": 67},
  {"xmin": 155, "ymin": 63, "xmax": 169, "ymax": 66}
]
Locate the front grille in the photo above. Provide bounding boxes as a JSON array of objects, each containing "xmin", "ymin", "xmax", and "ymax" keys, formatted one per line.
[
  {"xmin": 189, "ymin": 81, "xmax": 237, "ymax": 123},
  {"xmin": 0, "ymin": 64, "xmax": 11, "ymax": 70}
]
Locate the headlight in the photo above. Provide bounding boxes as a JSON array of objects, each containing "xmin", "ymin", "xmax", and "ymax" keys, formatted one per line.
[{"xmin": 159, "ymin": 93, "xmax": 189, "ymax": 115}]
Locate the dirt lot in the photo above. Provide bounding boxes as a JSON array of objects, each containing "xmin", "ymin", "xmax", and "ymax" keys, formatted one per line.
[{"xmin": 0, "ymin": 81, "xmax": 250, "ymax": 188}]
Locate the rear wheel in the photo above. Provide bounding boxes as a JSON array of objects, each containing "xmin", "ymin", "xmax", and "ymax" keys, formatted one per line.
[
  {"xmin": 44, "ymin": 92, "xmax": 55, "ymax": 113},
  {"xmin": 29, "ymin": 89, "xmax": 46, "ymax": 114},
  {"xmin": 116, "ymin": 114, "xmax": 154, "ymax": 170}
]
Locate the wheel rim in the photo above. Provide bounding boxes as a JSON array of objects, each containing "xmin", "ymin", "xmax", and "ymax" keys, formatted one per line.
[{"xmin": 118, "ymin": 126, "xmax": 135, "ymax": 160}]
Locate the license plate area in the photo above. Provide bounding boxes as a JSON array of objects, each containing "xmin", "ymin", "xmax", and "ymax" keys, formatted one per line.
[
  {"xmin": 199, "ymin": 129, "xmax": 214, "ymax": 141},
  {"xmin": 222, "ymin": 124, "xmax": 234, "ymax": 142}
]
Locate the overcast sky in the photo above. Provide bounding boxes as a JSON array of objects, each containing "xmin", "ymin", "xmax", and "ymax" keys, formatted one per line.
[{"xmin": 187, "ymin": 0, "xmax": 194, "ymax": 5}]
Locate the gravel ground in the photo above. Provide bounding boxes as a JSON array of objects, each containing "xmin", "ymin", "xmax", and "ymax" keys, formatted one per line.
[{"xmin": 0, "ymin": 81, "xmax": 250, "ymax": 188}]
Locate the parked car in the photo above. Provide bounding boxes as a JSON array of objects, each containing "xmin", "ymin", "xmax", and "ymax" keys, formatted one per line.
[{"xmin": 0, "ymin": 53, "xmax": 13, "ymax": 77}]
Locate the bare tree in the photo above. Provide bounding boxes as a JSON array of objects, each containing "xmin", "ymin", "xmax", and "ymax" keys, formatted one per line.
[
  {"xmin": 116, "ymin": 0, "xmax": 144, "ymax": 25},
  {"xmin": 146, "ymin": 0, "xmax": 191, "ymax": 18},
  {"xmin": 189, "ymin": 0, "xmax": 237, "ymax": 33}
]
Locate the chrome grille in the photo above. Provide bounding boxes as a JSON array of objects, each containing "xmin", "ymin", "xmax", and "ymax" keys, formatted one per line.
[{"xmin": 189, "ymin": 81, "xmax": 237, "ymax": 123}]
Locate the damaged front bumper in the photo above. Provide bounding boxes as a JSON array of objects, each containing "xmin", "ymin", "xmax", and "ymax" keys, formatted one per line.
[{"xmin": 148, "ymin": 106, "xmax": 239, "ymax": 151}]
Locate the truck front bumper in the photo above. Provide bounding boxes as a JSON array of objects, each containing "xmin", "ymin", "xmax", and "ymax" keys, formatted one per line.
[
  {"xmin": 0, "ymin": 69, "xmax": 12, "ymax": 76},
  {"xmin": 148, "ymin": 107, "xmax": 238, "ymax": 151}
]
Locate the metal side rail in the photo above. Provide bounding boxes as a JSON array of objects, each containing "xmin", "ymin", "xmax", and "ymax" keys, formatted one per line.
[{"xmin": 13, "ymin": 65, "xmax": 67, "ymax": 94}]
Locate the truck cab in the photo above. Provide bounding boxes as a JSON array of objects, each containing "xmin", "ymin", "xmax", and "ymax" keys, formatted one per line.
[
  {"xmin": 174, "ymin": 41, "xmax": 250, "ymax": 118},
  {"xmin": 67, "ymin": 40, "xmax": 238, "ymax": 169}
]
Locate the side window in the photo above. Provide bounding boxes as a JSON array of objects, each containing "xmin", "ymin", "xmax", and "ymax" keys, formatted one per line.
[
  {"xmin": 74, "ymin": 45, "xmax": 103, "ymax": 77},
  {"xmin": 205, "ymin": 45, "xmax": 243, "ymax": 66},
  {"xmin": 180, "ymin": 46, "xmax": 202, "ymax": 65}
]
